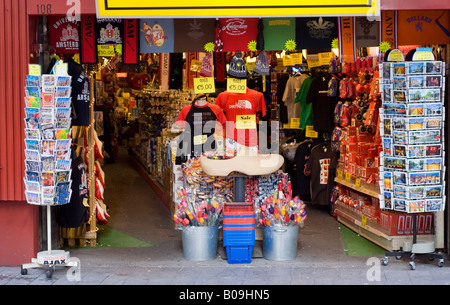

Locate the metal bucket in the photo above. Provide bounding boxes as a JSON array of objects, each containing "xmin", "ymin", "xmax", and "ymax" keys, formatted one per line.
[
  {"xmin": 262, "ymin": 225, "xmax": 299, "ymax": 261},
  {"xmin": 182, "ymin": 226, "xmax": 219, "ymax": 261}
]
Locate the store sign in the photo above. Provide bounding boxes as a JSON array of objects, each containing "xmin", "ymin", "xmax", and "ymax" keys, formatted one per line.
[{"xmin": 96, "ymin": 0, "xmax": 379, "ymax": 18}]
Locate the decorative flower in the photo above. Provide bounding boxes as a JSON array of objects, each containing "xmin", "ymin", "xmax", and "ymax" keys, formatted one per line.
[
  {"xmin": 379, "ymin": 41, "xmax": 391, "ymax": 53},
  {"xmin": 204, "ymin": 42, "xmax": 215, "ymax": 53},
  {"xmin": 247, "ymin": 40, "xmax": 257, "ymax": 52},
  {"xmin": 284, "ymin": 39, "xmax": 297, "ymax": 51}
]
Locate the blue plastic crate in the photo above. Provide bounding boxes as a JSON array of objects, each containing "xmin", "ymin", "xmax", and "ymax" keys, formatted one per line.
[
  {"xmin": 223, "ymin": 229, "xmax": 255, "ymax": 246},
  {"xmin": 225, "ymin": 245, "xmax": 253, "ymax": 264}
]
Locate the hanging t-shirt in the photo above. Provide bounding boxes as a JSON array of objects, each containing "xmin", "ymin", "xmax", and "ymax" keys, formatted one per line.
[
  {"xmin": 295, "ymin": 76, "xmax": 315, "ymax": 130},
  {"xmin": 305, "ymin": 142, "xmax": 335, "ymax": 205},
  {"xmin": 218, "ymin": 18, "xmax": 259, "ymax": 52},
  {"xmin": 56, "ymin": 153, "xmax": 88, "ymax": 228},
  {"xmin": 67, "ymin": 59, "xmax": 90, "ymax": 126},
  {"xmin": 306, "ymin": 74, "xmax": 335, "ymax": 133},
  {"xmin": 283, "ymin": 74, "xmax": 308, "ymax": 123},
  {"xmin": 176, "ymin": 101, "xmax": 226, "ymax": 158},
  {"xmin": 294, "ymin": 140, "xmax": 314, "ymax": 200},
  {"xmin": 295, "ymin": 17, "xmax": 338, "ymax": 49},
  {"xmin": 215, "ymin": 88, "xmax": 266, "ymax": 147}
]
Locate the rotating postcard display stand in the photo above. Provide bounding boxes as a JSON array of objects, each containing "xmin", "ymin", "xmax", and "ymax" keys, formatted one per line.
[
  {"xmin": 200, "ymin": 147, "xmax": 284, "ymax": 263},
  {"xmin": 21, "ymin": 64, "xmax": 79, "ymax": 278},
  {"xmin": 378, "ymin": 50, "xmax": 446, "ymax": 269}
]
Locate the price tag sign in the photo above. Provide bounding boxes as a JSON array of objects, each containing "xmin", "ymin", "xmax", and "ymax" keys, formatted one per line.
[
  {"xmin": 227, "ymin": 78, "xmax": 246, "ymax": 93},
  {"xmin": 291, "ymin": 53, "xmax": 303, "ymax": 65},
  {"xmin": 194, "ymin": 77, "xmax": 215, "ymax": 94},
  {"xmin": 414, "ymin": 51, "xmax": 434, "ymax": 61},
  {"xmin": 307, "ymin": 59, "xmax": 321, "ymax": 68},
  {"xmin": 345, "ymin": 172, "xmax": 351, "ymax": 183},
  {"xmin": 305, "ymin": 125, "xmax": 318, "ymax": 138},
  {"xmin": 97, "ymin": 45, "xmax": 115, "ymax": 57},
  {"xmin": 283, "ymin": 55, "xmax": 293, "ymax": 66},
  {"xmin": 355, "ymin": 178, "xmax": 361, "ymax": 188},
  {"xmin": 28, "ymin": 64, "xmax": 41, "ymax": 76},
  {"xmin": 236, "ymin": 114, "xmax": 256, "ymax": 129},
  {"xmin": 318, "ymin": 52, "xmax": 333, "ymax": 66},
  {"xmin": 337, "ymin": 169, "xmax": 343, "ymax": 180},
  {"xmin": 361, "ymin": 215, "xmax": 367, "ymax": 227}
]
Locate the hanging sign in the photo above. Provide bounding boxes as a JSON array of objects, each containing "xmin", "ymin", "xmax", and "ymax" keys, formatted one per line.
[
  {"xmin": 379, "ymin": 10, "xmax": 398, "ymax": 49},
  {"xmin": 96, "ymin": 0, "xmax": 379, "ymax": 18},
  {"xmin": 227, "ymin": 78, "xmax": 246, "ymax": 93},
  {"xmin": 80, "ymin": 15, "xmax": 97, "ymax": 64},
  {"xmin": 48, "ymin": 16, "xmax": 80, "ymax": 54},
  {"xmin": 193, "ymin": 77, "xmax": 216, "ymax": 94},
  {"xmin": 338, "ymin": 17, "xmax": 356, "ymax": 64},
  {"xmin": 123, "ymin": 19, "xmax": 139, "ymax": 64}
]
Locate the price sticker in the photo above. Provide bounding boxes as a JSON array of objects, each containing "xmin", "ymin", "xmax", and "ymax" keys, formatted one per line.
[
  {"xmin": 97, "ymin": 45, "xmax": 115, "ymax": 57},
  {"xmin": 236, "ymin": 114, "xmax": 256, "ymax": 129},
  {"xmin": 345, "ymin": 172, "xmax": 351, "ymax": 183},
  {"xmin": 355, "ymin": 178, "xmax": 361, "ymax": 188},
  {"xmin": 282, "ymin": 55, "xmax": 293, "ymax": 66},
  {"xmin": 337, "ymin": 169, "xmax": 343, "ymax": 180},
  {"xmin": 361, "ymin": 215, "xmax": 367, "ymax": 227},
  {"xmin": 28, "ymin": 64, "xmax": 41, "ymax": 76},
  {"xmin": 227, "ymin": 78, "xmax": 247, "ymax": 93},
  {"xmin": 305, "ymin": 125, "xmax": 318, "ymax": 138},
  {"xmin": 291, "ymin": 53, "xmax": 303, "ymax": 65},
  {"xmin": 193, "ymin": 77, "xmax": 215, "ymax": 94},
  {"xmin": 193, "ymin": 134, "xmax": 208, "ymax": 145},
  {"xmin": 318, "ymin": 52, "xmax": 333, "ymax": 66}
]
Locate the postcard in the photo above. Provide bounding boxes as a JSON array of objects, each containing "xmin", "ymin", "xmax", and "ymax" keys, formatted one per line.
[
  {"xmin": 25, "ymin": 86, "xmax": 40, "ymax": 98},
  {"xmin": 409, "ymin": 130, "xmax": 441, "ymax": 145},
  {"xmin": 408, "ymin": 75, "xmax": 425, "ymax": 88},
  {"xmin": 393, "ymin": 171, "xmax": 407, "ymax": 185},
  {"xmin": 40, "ymin": 108, "xmax": 55, "ymax": 125},
  {"xmin": 394, "ymin": 185, "xmax": 407, "ymax": 198},
  {"xmin": 25, "ymin": 149, "xmax": 40, "ymax": 162},
  {"xmin": 56, "ymin": 128, "xmax": 71, "ymax": 140},
  {"xmin": 393, "ymin": 77, "xmax": 407, "ymax": 90},
  {"xmin": 425, "ymin": 61, "xmax": 443, "ymax": 74},
  {"xmin": 393, "ymin": 198, "xmax": 406, "ymax": 212},
  {"xmin": 382, "ymin": 62, "xmax": 392, "ymax": 79},
  {"xmin": 55, "ymin": 87, "xmax": 72, "ymax": 98},
  {"xmin": 25, "ymin": 171, "xmax": 40, "ymax": 182},
  {"xmin": 56, "ymin": 76, "xmax": 72, "ymax": 87},
  {"xmin": 56, "ymin": 181, "xmax": 71, "ymax": 194},
  {"xmin": 26, "ymin": 75, "xmax": 40, "ymax": 87},
  {"xmin": 425, "ymin": 185, "xmax": 442, "ymax": 198},
  {"xmin": 383, "ymin": 103, "xmax": 406, "ymax": 116},
  {"xmin": 384, "ymin": 157, "xmax": 407, "ymax": 170},
  {"xmin": 41, "ymin": 155, "xmax": 54, "ymax": 172},
  {"xmin": 25, "ymin": 139, "xmax": 40, "ymax": 151},
  {"xmin": 383, "ymin": 118, "xmax": 392, "ymax": 135},
  {"xmin": 55, "ymin": 150, "xmax": 70, "ymax": 161},
  {"xmin": 407, "ymin": 145, "xmax": 425, "ymax": 158},
  {"xmin": 25, "ymin": 191, "xmax": 41, "ymax": 205},
  {"xmin": 56, "ymin": 190, "xmax": 72, "ymax": 205},
  {"xmin": 42, "ymin": 92, "xmax": 55, "ymax": 108},
  {"xmin": 425, "ymin": 75, "xmax": 442, "ymax": 88},
  {"xmin": 408, "ymin": 171, "xmax": 440, "ymax": 185},
  {"xmin": 25, "ymin": 160, "xmax": 41, "ymax": 172},
  {"xmin": 25, "ymin": 107, "xmax": 40, "ymax": 120},
  {"xmin": 408, "ymin": 158, "xmax": 425, "ymax": 171},
  {"xmin": 384, "ymin": 191, "xmax": 393, "ymax": 209},
  {"xmin": 408, "ymin": 89, "xmax": 441, "ymax": 102},
  {"xmin": 393, "ymin": 144, "xmax": 406, "ymax": 157},
  {"xmin": 24, "ymin": 117, "xmax": 39, "ymax": 130},
  {"xmin": 407, "ymin": 62, "xmax": 425, "ymax": 74},
  {"xmin": 393, "ymin": 63, "xmax": 406, "ymax": 75},
  {"xmin": 424, "ymin": 103, "xmax": 442, "ymax": 116},
  {"xmin": 40, "ymin": 123, "xmax": 55, "ymax": 140},
  {"xmin": 407, "ymin": 117, "xmax": 425, "ymax": 130},
  {"xmin": 55, "ymin": 97, "xmax": 71, "ymax": 108},
  {"xmin": 25, "ymin": 96, "xmax": 40, "ymax": 108},
  {"xmin": 407, "ymin": 104, "xmax": 424, "ymax": 116},
  {"xmin": 56, "ymin": 139, "xmax": 72, "ymax": 151},
  {"xmin": 426, "ymin": 117, "xmax": 442, "ymax": 129},
  {"xmin": 393, "ymin": 90, "xmax": 407, "ymax": 103},
  {"xmin": 384, "ymin": 172, "xmax": 393, "ymax": 190},
  {"xmin": 425, "ymin": 158, "xmax": 442, "ymax": 171},
  {"xmin": 55, "ymin": 159, "xmax": 71, "ymax": 171},
  {"xmin": 407, "ymin": 186, "xmax": 425, "ymax": 199},
  {"xmin": 393, "ymin": 130, "xmax": 407, "ymax": 145},
  {"xmin": 382, "ymin": 138, "xmax": 393, "ymax": 156},
  {"xmin": 425, "ymin": 144, "xmax": 442, "ymax": 156},
  {"xmin": 25, "ymin": 128, "xmax": 40, "ymax": 140},
  {"xmin": 407, "ymin": 200, "xmax": 425, "ymax": 213},
  {"xmin": 56, "ymin": 108, "xmax": 71, "ymax": 119},
  {"xmin": 55, "ymin": 170, "xmax": 71, "ymax": 183},
  {"xmin": 392, "ymin": 118, "xmax": 406, "ymax": 130},
  {"xmin": 382, "ymin": 84, "xmax": 392, "ymax": 102},
  {"xmin": 24, "ymin": 179, "xmax": 40, "ymax": 193},
  {"xmin": 41, "ymin": 171, "xmax": 55, "ymax": 187},
  {"xmin": 41, "ymin": 140, "xmax": 55, "ymax": 156},
  {"xmin": 41, "ymin": 74, "xmax": 56, "ymax": 87},
  {"xmin": 425, "ymin": 199, "xmax": 444, "ymax": 212}
]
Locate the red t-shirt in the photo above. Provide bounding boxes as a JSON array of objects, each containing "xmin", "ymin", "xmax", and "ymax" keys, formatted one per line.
[
  {"xmin": 218, "ymin": 18, "xmax": 259, "ymax": 52},
  {"xmin": 176, "ymin": 102, "xmax": 226, "ymax": 129},
  {"xmin": 215, "ymin": 88, "xmax": 266, "ymax": 147}
]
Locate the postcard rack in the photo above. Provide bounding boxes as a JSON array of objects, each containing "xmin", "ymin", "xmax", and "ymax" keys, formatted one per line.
[{"xmin": 378, "ymin": 52, "xmax": 446, "ymax": 269}]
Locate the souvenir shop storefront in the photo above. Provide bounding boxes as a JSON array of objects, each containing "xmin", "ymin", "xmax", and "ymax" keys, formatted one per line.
[{"xmin": 0, "ymin": 0, "xmax": 449, "ymax": 267}]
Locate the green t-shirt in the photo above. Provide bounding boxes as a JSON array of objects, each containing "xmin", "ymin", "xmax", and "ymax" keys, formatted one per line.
[{"xmin": 295, "ymin": 76, "xmax": 315, "ymax": 130}]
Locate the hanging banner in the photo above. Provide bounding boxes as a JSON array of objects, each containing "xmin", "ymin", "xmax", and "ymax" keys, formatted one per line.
[
  {"xmin": 355, "ymin": 17, "xmax": 380, "ymax": 48},
  {"xmin": 262, "ymin": 18, "xmax": 296, "ymax": 51},
  {"xmin": 80, "ymin": 15, "xmax": 97, "ymax": 64},
  {"xmin": 139, "ymin": 19, "xmax": 174, "ymax": 53},
  {"xmin": 96, "ymin": 18, "xmax": 123, "ymax": 54},
  {"xmin": 173, "ymin": 19, "xmax": 216, "ymax": 52},
  {"xmin": 96, "ymin": 0, "xmax": 380, "ymax": 18},
  {"xmin": 159, "ymin": 53, "xmax": 170, "ymax": 91},
  {"xmin": 48, "ymin": 16, "xmax": 80, "ymax": 54},
  {"xmin": 214, "ymin": 52, "xmax": 226, "ymax": 82},
  {"xmin": 218, "ymin": 18, "xmax": 259, "ymax": 52},
  {"xmin": 397, "ymin": 10, "xmax": 450, "ymax": 46},
  {"xmin": 123, "ymin": 19, "xmax": 139, "ymax": 64},
  {"xmin": 295, "ymin": 17, "xmax": 338, "ymax": 49},
  {"xmin": 187, "ymin": 52, "xmax": 198, "ymax": 90},
  {"xmin": 379, "ymin": 10, "xmax": 398, "ymax": 49},
  {"xmin": 338, "ymin": 17, "xmax": 356, "ymax": 64}
]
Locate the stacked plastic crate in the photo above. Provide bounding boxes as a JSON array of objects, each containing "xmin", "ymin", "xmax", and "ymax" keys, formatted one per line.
[{"xmin": 222, "ymin": 202, "xmax": 255, "ymax": 264}]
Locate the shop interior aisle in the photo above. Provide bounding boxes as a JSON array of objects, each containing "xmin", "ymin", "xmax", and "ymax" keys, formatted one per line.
[{"xmin": 79, "ymin": 146, "xmax": 352, "ymax": 267}]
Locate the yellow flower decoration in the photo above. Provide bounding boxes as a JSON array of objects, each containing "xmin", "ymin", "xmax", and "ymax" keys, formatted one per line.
[
  {"xmin": 247, "ymin": 40, "xmax": 257, "ymax": 52},
  {"xmin": 285, "ymin": 39, "xmax": 297, "ymax": 51},
  {"xmin": 204, "ymin": 42, "xmax": 215, "ymax": 53},
  {"xmin": 331, "ymin": 38, "xmax": 339, "ymax": 49},
  {"xmin": 379, "ymin": 41, "xmax": 391, "ymax": 53}
]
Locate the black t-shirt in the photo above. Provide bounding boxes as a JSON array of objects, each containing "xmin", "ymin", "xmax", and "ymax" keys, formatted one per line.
[
  {"xmin": 305, "ymin": 142, "xmax": 335, "ymax": 205},
  {"xmin": 67, "ymin": 59, "xmax": 90, "ymax": 126},
  {"xmin": 56, "ymin": 154, "xmax": 89, "ymax": 228},
  {"xmin": 294, "ymin": 140, "xmax": 314, "ymax": 199},
  {"xmin": 306, "ymin": 75, "xmax": 335, "ymax": 133}
]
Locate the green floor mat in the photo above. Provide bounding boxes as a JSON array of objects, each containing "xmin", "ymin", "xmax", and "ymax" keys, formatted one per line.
[
  {"xmin": 65, "ymin": 225, "xmax": 154, "ymax": 249},
  {"xmin": 339, "ymin": 224, "xmax": 385, "ymax": 257}
]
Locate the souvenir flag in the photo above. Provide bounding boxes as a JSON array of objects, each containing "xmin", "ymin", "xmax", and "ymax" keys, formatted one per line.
[
  {"xmin": 295, "ymin": 17, "xmax": 338, "ymax": 49},
  {"xmin": 174, "ymin": 19, "xmax": 216, "ymax": 52},
  {"xmin": 263, "ymin": 18, "xmax": 296, "ymax": 51},
  {"xmin": 123, "ymin": 19, "xmax": 139, "ymax": 65},
  {"xmin": 214, "ymin": 52, "xmax": 226, "ymax": 82},
  {"xmin": 338, "ymin": 17, "xmax": 357, "ymax": 64},
  {"xmin": 355, "ymin": 17, "xmax": 380, "ymax": 48},
  {"xmin": 96, "ymin": 18, "xmax": 123, "ymax": 46},
  {"xmin": 218, "ymin": 18, "xmax": 259, "ymax": 52},
  {"xmin": 139, "ymin": 19, "xmax": 174, "ymax": 53},
  {"xmin": 379, "ymin": 11, "xmax": 398, "ymax": 49},
  {"xmin": 48, "ymin": 16, "xmax": 80, "ymax": 54},
  {"xmin": 80, "ymin": 15, "xmax": 97, "ymax": 64},
  {"xmin": 397, "ymin": 10, "xmax": 450, "ymax": 46}
]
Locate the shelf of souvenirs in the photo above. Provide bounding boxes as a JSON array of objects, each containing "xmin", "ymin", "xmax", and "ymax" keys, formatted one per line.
[
  {"xmin": 334, "ymin": 167, "xmax": 381, "ymax": 198},
  {"xmin": 334, "ymin": 199, "xmax": 435, "ymax": 251}
]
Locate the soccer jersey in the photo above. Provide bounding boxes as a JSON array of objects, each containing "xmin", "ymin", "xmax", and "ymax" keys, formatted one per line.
[{"xmin": 215, "ymin": 88, "xmax": 267, "ymax": 147}]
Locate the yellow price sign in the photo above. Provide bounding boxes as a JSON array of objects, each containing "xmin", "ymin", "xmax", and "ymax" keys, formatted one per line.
[
  {"xmin": 307, "ymin": 59, "xmax": 321, "ymax": 68},
  {"xmin": 305, "ymin": 125, "xmax": 318, "ymax": 138},
  {"xmin": 318, "ymin": 52, "xmax": 333, "ymax": 66},
  {"xmin": 282, "ymin": 55, "xmax": 293, "ymax": 66},
  {"xmin": 345, "ymin": 172, "xmax": 351, "ymax": 183},
  {"xmin": 236, "ymin": 114, "xmax": 256, "ymax": 129},
  {"xmin": 290, "ymin": 118, "xmax": 300, "ymax": 129},
  {"xmin": 337, "ymin": 169, "xmax": 343, "ymax": 180},
  {"xmin": 97, "ymin": 45, "xmax": 115, "ymax": 57},
  {"xmin": 415, "ymin": 51, "xmax": 434, "ymax": 61},
  {"xmin": 194, "ymin": 77, "xmax": 216, "ymax": 94},
  {"xmin": 246, "ymin": 61, "xmax": 255, "ymax": 72},
  {"xmin": 28, "ymin": 64, "xmax": 41, "ymax": 76},
  {"xmin": 361, "ymin": 215, "xmax": 367, "ymax": 227},
  {"xmin": 227, "ymin": 78, "xmax": 247, "ymax": 93},
  {"xmin": 291, "ymin": 53, "xmax": 303, "ymax": 65},
  {"xmin": 355, "ymin": 178, "xmax": 361, "ymax": 188}
]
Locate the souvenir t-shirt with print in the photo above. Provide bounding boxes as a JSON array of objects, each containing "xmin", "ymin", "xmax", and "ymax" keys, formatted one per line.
[{"xmin": 215, "ymin": 88, "xmax": 266, "ymax": 147}]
